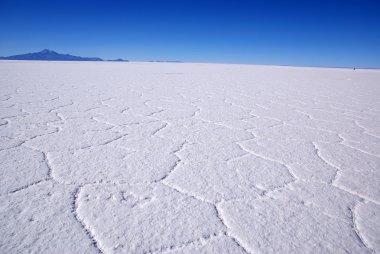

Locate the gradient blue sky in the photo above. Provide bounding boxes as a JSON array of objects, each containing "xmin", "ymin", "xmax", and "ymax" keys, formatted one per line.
[{"xmin": 1, "ymin": 0, "xmax": 380, "ymax": 67}]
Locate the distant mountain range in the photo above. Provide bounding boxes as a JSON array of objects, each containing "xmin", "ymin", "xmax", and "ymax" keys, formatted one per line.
[
  {"xmin": 108, "ymin": 58, "xmax": 129, "ymax": 62},
  {"xmin": 0, "ymin": 49, "xmax": 128, "ymax": 62}
]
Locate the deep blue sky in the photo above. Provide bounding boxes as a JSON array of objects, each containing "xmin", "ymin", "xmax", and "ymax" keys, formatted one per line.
[{"xmin": 1, "ymin": 0, "xmax": 380, "ymax": 67}]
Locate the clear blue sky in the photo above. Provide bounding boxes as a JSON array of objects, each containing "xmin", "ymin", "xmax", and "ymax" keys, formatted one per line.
[{"xmin": 1, "ymin": 0, "xmax": 380, "ymax": 67}]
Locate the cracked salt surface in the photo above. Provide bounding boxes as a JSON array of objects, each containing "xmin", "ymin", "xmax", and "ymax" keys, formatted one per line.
[{"xmin": 0, "ymin": 61, "xmax": 379, "ymax": 253}]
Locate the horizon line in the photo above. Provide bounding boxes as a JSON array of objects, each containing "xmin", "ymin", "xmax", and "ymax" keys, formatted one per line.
[{"xmin": 1, "ymin": 58, "xmax": 380, "ymax": 70}]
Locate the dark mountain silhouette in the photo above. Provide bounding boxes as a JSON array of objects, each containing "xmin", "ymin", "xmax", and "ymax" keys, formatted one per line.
[
  {"xmin": 108, "ymin": 58, "xmax": 129, "ymax": 62},
  {"xmin": 0, "ymin": 49, "xmax": 103, "ymax": 61}
]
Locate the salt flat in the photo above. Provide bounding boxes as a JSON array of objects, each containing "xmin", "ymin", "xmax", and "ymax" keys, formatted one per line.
[{"xmin": 0, "ymin": 60, "xmax": 379, "ymax": 254}]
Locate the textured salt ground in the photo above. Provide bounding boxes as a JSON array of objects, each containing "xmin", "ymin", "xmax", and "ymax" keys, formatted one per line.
[{"xmin": 0, "ymin": 61, "xmax": 379, "ymax": 253}]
